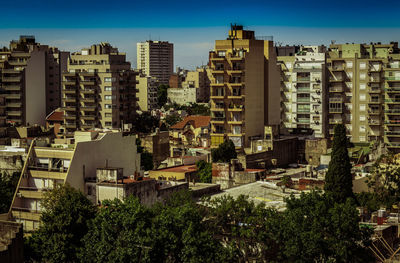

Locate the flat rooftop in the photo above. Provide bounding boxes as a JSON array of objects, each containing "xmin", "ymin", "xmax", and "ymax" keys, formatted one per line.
[
  {"xmin": 154, "ymin": 165, "xmax": 197, "ymax": 173},
  {"xmin": 208, "ymin": 181, "xmax": 301, "ymax": 211}
]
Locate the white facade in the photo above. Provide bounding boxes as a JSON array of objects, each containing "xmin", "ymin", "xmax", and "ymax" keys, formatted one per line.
[{"xmin": 279, "ymin": 46, "xmax": 326, "ymax": 138}]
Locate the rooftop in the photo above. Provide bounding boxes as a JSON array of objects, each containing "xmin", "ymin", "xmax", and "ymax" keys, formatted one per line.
[
  {"xmin": 46, "ymin": 109, "xmax": 64, "ymax": 122},
  {"xmin": 154, "ymin": 164, "xmax": 197, "ymax": 173},
  {"xmin": 170, "ymin": 115, "xmax": 211, "ymax": 130}
]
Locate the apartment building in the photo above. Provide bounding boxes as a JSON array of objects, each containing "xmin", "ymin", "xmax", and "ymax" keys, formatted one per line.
[
  {"xmin": 137, "ymin": 72, "xmax": 159, "ymax": 111},
  {"xmin": 8, "ymin": 131, "xmax": 141, "ymax": 232},
  {"xmin": 168, "ymin": 67, "xmax": 211, "ymax": 104},
  {"xmin": 326, "ymin": 42, "xmax": 400, "ymax": 151},
  {"xmin": 278, "ymin": 46, "xmax": 327, "ymax": 138},
  {"xmin": 0, "ymin": 36, "xmax": 69, "ymax": 126},
  {"xmin": 61, "ymin": 43, "xmax": 137, "ymax": 137},
  {"xmin": 137, "ymin": 40, "xmax": 173, "ymax": 85},
  {"xmin": 209, "ymin": 25, "xmax": 280, "ymax": 150}
]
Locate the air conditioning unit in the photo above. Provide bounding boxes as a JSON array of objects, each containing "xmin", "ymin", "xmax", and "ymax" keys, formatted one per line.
[{"xmin": 16, "ymin": 193, "xmax": 22, "ymax": 198}]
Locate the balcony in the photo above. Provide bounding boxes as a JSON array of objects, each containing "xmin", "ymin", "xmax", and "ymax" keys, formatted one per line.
[
  {"xmin": 5, "ymin": 94, "xmax": 21, "ymax": 99},
  {"xmin": 386, "ymin": 77, "xmax": 400, "ymax": 82},
  {"xmin": 65, "ymin": 122, "xmax": 77, "ymax": 128},
  {"xmin": 385, "ymin": 120, "xmax": 400, "ymax": 126},
  {"xmin": 329, "ymin": 119, "xmax": 342, "ymax": 124},
  {"xmin": 368, "ymin": 119, "xmax": 381, "ymax": 125},
  {"xmin": 4, "ymin": 85, "xmax": 20, "ymax": 91},
  {"xmin": 385, "ymin": 109, "xmax": 400, "ymax": 114},
  {"xmin": 18, "ymin": 187, "xmax": 45, "ymax": 199},
  {"xmin": 62, "ymin": 80, "xmax": 76, "ymax": 85},
  {"xmin": 2, "ymin": 77, "xmax": 21, "ymax": 82},
  {"xmin": 385, "ymin": 131, "xmax": 400, "ymax": 137},
  {"xmin": 297, "ymin": 88, "xmax": 310, "ymax": 93},
  {"xmin": 294, "ymin": 77, "xmax": 311, "ymax": 82},
  {"xmin": 211, "ymin": 117, "xmax": 225, "ymax": 124},
  {"xmin": 28, "ymin": 168, "xmax": 68, "ymax": 180},
  {"xmin": 227, "ymin": 105, "xmax": 244, "ymax": 111},
  {"xmin": 368, "ymin": 99, "xmax": 381, "ymax": 104},
  {"xmin": 81, "ymin": 88, "xmax": 96, "ymax": 94},
  {"xmin": 63, "ymin": 89, "xmax": 76, "ymax": 94},
  {"xmin": 81, "ymin": 97, "xmax": 96, "ymax": 103},
  {"xmin": 7, "ymin": 111, "xmax": 21, "ymax": 116},
  {"xmin": 64, "ymin": 113, "xmax": 76, "ymax": 119},
  {"xmin": 329, "ymin": 87, "xmax": 343, "ymax": 92},
  {"xmin": 297, "ymin": 97, "xmax": 311, "ymax": 103},
  {"xmin": 368, "ymin": 87, "xmax": 381, "ymax": 93},
  {"xmin": 329, "ymin": 77, "xmax": 344, "ymax": 82},
  {"xmin": 385, "ymin": 98, "xmax": 400, "ymax": 103},
  {"xmin": 81, "ymin": 115, "xmax": 96, "ymax": 121},
  {"xmin": 385, "ymin": 87, "xmax": 400, "ymax": 93},
  {"xmin": 329, "ymin": 97, "xmax": 343, "ymax": 103},
  {"xmin": 11, "ymin": 208, "xmax": 41, "ymax": 221},
  {"xmin": 62, "ymin": 97, "xmax": 76, "ymax": 103},
  {"xmin": 368, "ymin": 109, "xmax": 381, "ymax": 115},
  {"xmin": 297, "ymin": 118, "xmax": 310, "ymax": 124},
  {"xmin": 209, "ymin": 53, "xmax": 225, "ymax": 61},
  {"xmin": 63, "ymin": 106, "xmax": 76, "ymax": 112},
  {"xmin": 387, "ymin": 142, "xmax": 400, "ymax": 148},
  {"xmin": 329, "ymin": 108, "xmax": 343, "ymax": 113},
  {"xmin": 8, "ymin": 61, "xmax": 26, "ymax": 66},
  {"xmin": 6, "ymin": 103, "xmax": 21, "ymax": 108},
  {"xmin": 81, "ymin": 106, "xmax": 97, "ymax": 111},
  {"xmin": 81, "ymin": 80, "xmax": 96, "ymax": 86}
]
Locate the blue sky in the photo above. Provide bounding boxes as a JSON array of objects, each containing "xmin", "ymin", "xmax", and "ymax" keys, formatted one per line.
[{"xmin": 1, "ymin": 0, "xmax": 400, "ymax": 69}]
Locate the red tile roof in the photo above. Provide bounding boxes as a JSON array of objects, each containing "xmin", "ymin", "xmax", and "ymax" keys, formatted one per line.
[
  {"xmin": 170, "ymin": 115, "xmax": 211, "ymax": 130},
  {"xmin": 155, "ymin": 165, "xmax": 197, "ymax": 173},
  {"xmin": 46, "ymin": 110, "xmax": 64, "ymax": 122}
]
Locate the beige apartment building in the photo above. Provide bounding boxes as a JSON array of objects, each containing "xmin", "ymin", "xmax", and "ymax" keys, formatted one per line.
[
  {"xmin": 61, "ymin": 43, "xmax": 137, "ymax": 137},
  {"xmin": 0, "ymin": 36, "xmax": 69, "ymax": 126},
  {"xmin": 8, "ymin": 131, "xmax": 141, "ymax": 232},
  {"xmin": 168, "ymin": 67, "xmax": 211, "ymax": 105},
  {"xmin": 136, "ymin": 72, "xmax": 159, "ymax": 111},
  {"xmin": 326, "ymin": 42, "xmax": 400, "ymax": 152},
  {"xmin": 278, "ymin": 46, "xmax": 327, "ymax": 138},
  {"xmin": 209, "ymin": 25, "xmax": 280, "ymax": 149},
  {"xmin": 137, "ymin": 40, "xmax": 173, "ymax": 85}
]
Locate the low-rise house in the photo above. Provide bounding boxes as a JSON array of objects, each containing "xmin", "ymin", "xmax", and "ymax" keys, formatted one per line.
[
  {"xmin": 45, "ymin": 109, "xmax": 63, "ymax": 138},
  {"xmin": 140, "ymin": 128, "xmax": 170, "ymax": 168},
  {"xmin": 149, "ymin": 164, "xmax": 198, "ymax": 182},
  {"xmin": 169, "ymin": 115, "xmax": 211, "ymax": 157}
]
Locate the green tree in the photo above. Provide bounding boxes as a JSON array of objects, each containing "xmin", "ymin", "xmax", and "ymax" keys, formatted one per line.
[
  {"xmin": 324, "ymin": 124, "xmax": 354, "ymax": 203},
  {"xmin": 211, "ymin": 139, "xmax": 237, "ymax": 163},
  {"xmin": 141, "ymin": 151, "xmax": 154, "ymax": 171},
  {"xmin": 25, "ymin": 184, "xmax": 96, "ymax": 263},
  {"xmin": 133, "ymin": 112, "xmax": 159, "ymax": 134},
  {"xmin": 366, "ymin": 153, "xmax": 400, "ymax": 208},
  {"xmin": 158, "ymin": 84, "xmax": 169, "ymax": 108},
  {"xmin": 196, "ymin": 160, "xmax": 212, "ymax": 183},
  {"xmin": 165, "ymin": 113, "xmax": 182, "ymax": 127},
  {"xmin": 0, "ymin": 171, "xmax": 20, "ymax": 213},
  {"xmin": 281, "ymin": 191, "xmax": 373, "ymax": 262}
]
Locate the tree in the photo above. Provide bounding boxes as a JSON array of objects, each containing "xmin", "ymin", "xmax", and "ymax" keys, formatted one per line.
[
  {"xmin": 141, "ymin": 151, "xmax": 154, "ymax": 171},
  {"xmin": 157, "ymin": 84, "xmax": 169, "ymax": 108},
  {"xmin": 366, "ymin": 153, "xmax": 400, "ymax": 208},
  {"xmin": 281, "ymin": 191, "xmax": 373, "ymax": 262},
  {"xmin": 211, "ymin": 139, "xmax": 237, "ymax": 163},
  {"xmin": 0, "ymin": 171, "xmax": 20, "ymax": 213},
  {"xmin": 133, "ymin": 112, "xmax": 159, "ymax": 134},
  {"xmin": 165, "ymin": 113, "xmax": 182, "ymax": 127},
  {"xmin": 324, "ymin": 124, "xmax": 354, "ymax": 203},
  {"xmin": 196, "ymin": 160, "xmax": 212, "ymax": 183},
  {"xmin": 25, "ymin": 184, "xmax": 96, "ymax": 263}
]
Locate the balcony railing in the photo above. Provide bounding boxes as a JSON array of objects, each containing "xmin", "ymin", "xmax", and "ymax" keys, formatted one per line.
[
  {"xmin": 28, "ymin": 166, "xmax": 68, "ymax": 172},
  {"xmin": 385, "ymin": 109, "xmax": 400, "ymax": 114}
]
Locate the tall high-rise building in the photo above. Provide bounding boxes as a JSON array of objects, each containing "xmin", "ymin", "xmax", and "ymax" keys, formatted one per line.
[
  {"xmin": 0, "ymin": 36, "xmax": 68, "ymax": 126},
  {"xmin": 209, "ymin": 25, "xmax": 280, "ymax": 150},
  {"xmin": 326, "ymin": 42, "xmax": 400, "ymax": 152},
  {"xmin": 278, "ymin": 46, "xmax": 327, "ymax": 138},
  {"xmin": 137, "ymin": 40, "xmax": 173, "ymax": 85},
  {"xmin": 61, "ymin": 43, "xmax": 137, "ymax": 137}
]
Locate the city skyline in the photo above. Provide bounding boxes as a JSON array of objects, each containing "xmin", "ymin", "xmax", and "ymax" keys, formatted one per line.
[{"xmin": 1, "ymin": 0, "xmax": 400, "ymax": 69}]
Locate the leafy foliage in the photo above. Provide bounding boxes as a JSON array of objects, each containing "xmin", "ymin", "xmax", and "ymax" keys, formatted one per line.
[
  {"xmin": 158, "ymin": 84, "xmax": 169, "ymax": 108},
  {"xmin": 165, "ymin": 113, "xmax": 182, "ymax": 127},
  {"xmin": 324, "ymin": 124, "xmax": 354, "ymax": 203},
  {"xmin": 0, "ymin": 171, "xmax": 20, "ymax": 213},
  {"xmin": 196, "ymin": 160, "xmax": 212, "ymax": 183},
  {"xmin": 165, "ymin": 102, "xmax": 210, "ymax": 116},
  {"xmin": 211, "ymin": 139, "xmax": 237, "ymax": 163},
  {"xmin": 25, "ymin": 184, "xmax": 96, "ymax": 263},
  {"xmin": 141, "ymin": 151, "xmax": 154, "ymax": 171},
  {"xmin": 133, "ymin": 111, "xmax": 160, "ymax": 134},
  {"xmin": 366, "ymin": 153, "xmax": 400, "ymax": 208}
]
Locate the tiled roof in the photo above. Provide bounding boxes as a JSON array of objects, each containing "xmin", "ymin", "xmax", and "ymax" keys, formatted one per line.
[
  {"xmin": 170, "ymin": 115, "xmax": 211, "ymax": 130},
  {"xmin": 46, "ymin": 110, "xmax": 64, "ymax": 122},
  {"xmin": 155, "ymin": 165, "xmax": 197, "ymax": 173}
]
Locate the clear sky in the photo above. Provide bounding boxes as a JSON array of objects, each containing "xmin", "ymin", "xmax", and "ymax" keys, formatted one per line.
[{"xmin": 1, "ymin": 0, "xmax": 400, "ymax": 69}]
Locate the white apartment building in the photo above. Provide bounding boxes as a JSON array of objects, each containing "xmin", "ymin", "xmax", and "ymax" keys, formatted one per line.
[{"xmin": 278, "ymin": 46, "xmax": 326, "ymax": 138}]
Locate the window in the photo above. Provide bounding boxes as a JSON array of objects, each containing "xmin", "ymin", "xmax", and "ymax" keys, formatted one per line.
[
  {"xmin": 104, "ymin": 95, "xmax": 112, "ymax": 100},
  {"xmin": 286, "ymin": 62, "xmax": 292, "ymax": 69},
  {"xmin": 104, "ymin": 77, "xmax": 115, "ymax": 82},
  {"xmin": 217, "ymin": 51, "xmax": 226, "ymax": 57},
  {"xmin": 360, "ymin": 115, "xmax": 366, "ymax": 121},
  {"xmin": 105, "ymin": 104, "xmax": 112, "ymax": 109},
  {"xmin": 346, "ymin": 61, "xmax": 353, "ymax": 68},
  {"xmin": 359, "ymin": 136, "xmax": 366, "ymax": 142},
  {"xmin": 347, "ymin": 72, "xmax": 353, "ymax": 79},
  {"xmin": 359, "ymin": 125, "xmax": 366, "ymax": 133},
  {"xmin": 359, "ymin": 94, "xmax": 366, "ymax": 101},
  {"xmin": 104, "ymin": 86, "xmax": 114, "ymax": 91},
  {"xmin": 360, "ymin": 84, "xmax": 366, "ymax": 90},
  {"xmin": 105, "ymin": 113, "xmax": 112, "ymax": 118},
  {"xmin": 216, "ymin": 75, "xmax": 224, "ymax": 84},
  {"xmin": 360, "ymin": 104, "xmax": 366, "ymax": 111},
  {"xmin": 360, "ymin": 62, "xmax": 366, "ymax": 69},
  {"xmin": 105, "ymin": 122, "xmax": 112, "ymax": 126},
  {"xmin": 360, "ymin": 73, "xmax": 366, "ymax": 80}
]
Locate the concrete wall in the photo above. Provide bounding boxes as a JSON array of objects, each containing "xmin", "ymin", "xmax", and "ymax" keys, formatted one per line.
[
  {"xmin": 25, "ymin": 50, "xmax": 47, "ymax": 126},
  {"xmin": 305, "ymin": 138, "xmax": 329, "ymax": 166},
  {"xmin": 66, "ymin": 133, "xmax": 140, "ymax": 192}
]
